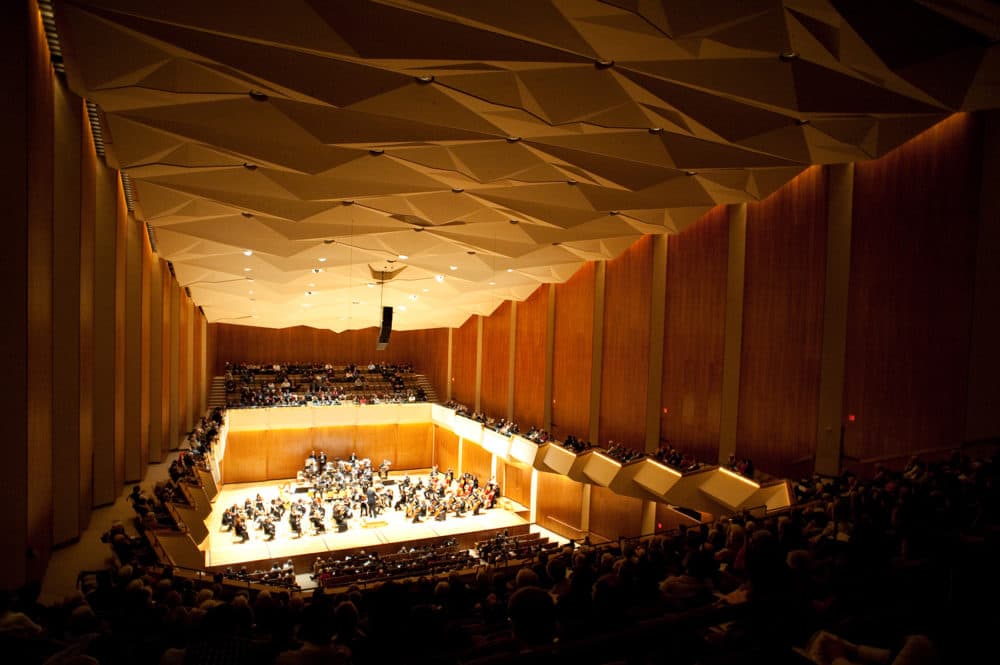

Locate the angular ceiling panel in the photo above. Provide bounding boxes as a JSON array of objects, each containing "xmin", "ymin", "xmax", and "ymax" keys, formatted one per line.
[{"xmin": 53, "ymin": 0, "xmax": 1000, "ymax": 332}]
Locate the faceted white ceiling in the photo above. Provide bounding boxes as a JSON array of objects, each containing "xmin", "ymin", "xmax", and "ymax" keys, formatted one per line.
[{"xmin": 53, "ymin": 0, "xmax": 1000, "ymax": 332}]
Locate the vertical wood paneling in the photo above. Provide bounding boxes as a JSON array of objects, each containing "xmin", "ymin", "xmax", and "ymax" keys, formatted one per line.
[
  {"xmin": 140, "ymin": 224, "xmax": 153, "ymax": 471},
  {"xmin": 210, "ymin": 324, "xmax": 450, "ymax": 399},
  {"xmin": 661, "ymin": 207, "xmax": 728, "ymax": 463},
  {"xmin": 600, "ymin": 235, "xmax": 653, "ymax": 450},
  {"xmin": 193, "ymin": 309, "xmax": 204, "ymax": 415},
  {"xmin": 843, "ymin": 114, "xmax": 980, "ymax": 464},
  {"xmin": 552, "ymin": 262, "xmax": 594, "ymax": 441},
  {"xmin": 124, "ymin": 217, "xmax": 143, "ymax": 482},
  {"xmin": 481, "ymin": 301, "xmax": 511, "ymax": 417},
  {"xmin": 205, "ymin": 321, "xmax": 217, "ymax": 384},
  {"xmin": 513, "ymin": 286, "xmax": 548, "ymax": 428},
  {"xmin": 79, "ymin": 97, "xmax": 96, "ymax": 527},
  {"xmin": 52, "ymin": 80, "xmax": 82, "ymax": 545},
  {"xmin": 737, "ymin": 166, "xmax": 827, "ymax": 476},
  {"xmin": 434, "ymin": 426, "xmax": 459, "ymax": 473},
  {"xmin": 451, "ymin": 316, "xmax": 478, "ymax": 407},
  {"xmin": 178, "ymin": 292, "xmax": 189, "ymax": 437},
  {"xmin": 113, "ymin": 178, "xmax": 127, "ymax": 496},
  {"xmin": 168, "ymin": 283, "xmax": 180, "ymax": 450},
  {"xmin": 462, "ymin": 441, "xmax": 493, "ymax": 481},
  {"xmin": 91, "ymin": 152, "xmax": 117, "ymax": 506},
  {"xmin": 147, "ymin": 256, "xmax": 163, "ymax": 463},
  {"xmin": 535, "ymin": 471, "xmax": 584, "ymax": 538},
  {"xmin": 502, "ymin": 461, "xmax": 532, "ymax": 508},
  {"xmin": 588, "ymin": 485, "xmax": 643, "ymax": 541}
]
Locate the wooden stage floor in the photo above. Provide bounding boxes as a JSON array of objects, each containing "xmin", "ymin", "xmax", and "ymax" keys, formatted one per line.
[{"xmin": 202, "ymin": 474, "xmax": 530, "ymax": 571}]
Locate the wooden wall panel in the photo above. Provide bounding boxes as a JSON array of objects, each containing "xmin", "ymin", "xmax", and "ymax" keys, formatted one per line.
[
  {"xmin": 312, "ymin": 426, "xmax": 359, "ymax": 461},
  {"xmin": 588, "ymin": 485, "xmax": 642, "ymax": 541},
  {"xmin": 160, "ymin": 262, "xmax": 173, "ymax": 453},
  {"xmin": 113, "ymin": 161, "xmax": 127, "ymax": 497},
  {"xmin": 26, "ymin": 0, "xmax": 53, "ymax": 582},
  {"xmin": 52, "ymin": 81, "xmax": 82, "ymax": 545},
  {"xmin": 843, "ymin": 114, "xmax": 980, "ymax": 465},
  {"xmin": 502, "ymin": 461, "xmax": 531, "ymax": 508},
  {"xmin": 450, "ymin": 316, "xmax": 478, "ymax": 408},
  {"xmin": 354, "ymin": 424, "xmax": 398, "ymax": 467},
  {"xmin": 552, "ymin": 263, "xmax": 595, "ymax": 441},
  {"xmin": 265, "ymin": 430, "xmax": 315, "ymax": 481},
  {"xmin": 193, "ymin": 310, "xmax": 203, "ymax": 417},
  {"xmin": 140, "ymin": 231, "xmax": 151, "ymax": 472},
  {"xmin": 434, "ymin": 426, "xmax": 459, "ymax": 474},
  {"xmin": 463, "ymin": 440, "xmax": 493, "ymax": 481},
  {"xmin": 396, "ymin": 423, "xmax": 433, "ymax": 470},
  {"xmin": 178, "ymin": 293, "xmax": 189, "ymax": 436},
  {"xmin": 79, "ymin": 95, "xmax": 96, "ymax": 528},
  {"xmin": 481, "ymin": 301, "xmax": 511, "ymax": 417},
  {"xmin": 220, "ymin": 430, "xmax": 269, "ymax": 485},
  {"xmin": 123, "ymin": 217, "xmax": 143, "ymax": 482},
  {"xmin": 600, "ymin": 235, "xmax": 653, "ymax": 450},
  {"xmin": 210, "ymin": 324, "xmax": 450, "ymax": 399},
  {"xmin": 661, "ymin": 207, "xmax": 728, "ymax": 464},
  {"xmin": 513, "ymin": 286, "xmax": 548, "ymax": 429},
  {"xmin": 147, "ymin": 253, "xmax": 164, "ymax": 463},
  {"xmin": 535, "ymin": 471, "xmax": 584, "ymax": 539},
  {"xmin": 737, "ymin": 166, "xmax": 828, "ymax": 476}
]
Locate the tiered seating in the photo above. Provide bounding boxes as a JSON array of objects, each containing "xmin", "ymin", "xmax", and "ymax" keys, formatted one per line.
[{"xmin": 314, "ymin": 540, "xmax": 479, "ymax": 589}]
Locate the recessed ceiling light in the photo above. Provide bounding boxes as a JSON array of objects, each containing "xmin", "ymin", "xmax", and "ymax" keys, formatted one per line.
[
  {"xmin": 367, "ymin": 282, "xmax": 375, "ymax": 288},
  {"xmin": 244, "ymin": 267, "xmax": 252, "ymax": 272},
  {"xmin": 552, "ymin": 242, "xmax": 561, "ymax": 246},
  {"xmin": 246, "ymin": 277, "xmax": 254, "ymax": 282},
  {"xmin": 779, "ymin": 49, "xmax": 799, "ymax": 61},
  {"xmin": 312, "ymin": 268, "xmax": 323, "ymax": 274},
  {"xmin": 323, "ymin": 238, "xmax": 335, "ymax": 244},
  {"xmin": 610, "ymin": 210, "xmax": 620, "ymax": 215},
  {"xmin": 243, "ymin": 249, "xmax": 253, "ymax": 256},
  {"xmin": 796, "ymin": 118, "xmax": 811, "ymax": 126},
  {"xmin": 506, "ymin": 268, "xmax": 513, "ymax": 273},
  {"xmin": 414, "ymin": 227, "xmax": 424, "ymax": 232},
  {"xmin": 436, "ymin": 274, "xmax": 445, "ymax": 281},
  {"xmin": 594, "ymin": 58, "xmax": 615, "ymax": 69},
  {"xmin": 369, "ymin": 148, "xmax": 384, "ymax": 156},
  {"xmin": 648, "ymin": 127, "xmax": 663, "ymax": 134},
  {"xmin": 506, "ymin": 136, "xmax": 522, "ymax": 143},
  {"xmin": 341, "ymin": 200, "xmax": 354, "ymax": 206},
  {"xmin": 305, "ymin": 291, "xmax": 313, "ymax": 295},
  {"xmin": 415, "ymin": 74, "xmax": 434, "ymax": 84},
  {"xmin": 241, "ymin": 212, "xmax": 253, "ymax": 218},
  {"xmin": 467, "ymin": 251, "xmax": 476, "ymax": 255},
  {"xmin": 489, "ymin": 281, "xmax": 496, "ymax": 286},
  {"xmin": 248, "ymin": 89, "xmax": 269, "ymax": 102},
  {"xmin": 685, "ymin": 170, "xmax": 698, "ymax": 176},
  {"xmin": 398, "ymin": 254, "xmax": 408, "ymax": 260},
  {"xmin": 398, "ymin": 305, "xmax": 407, "ymax": 312},
  {"xmin": 509, "ymin": 219, "xmax": 519, "ymax": 225},
  {"xmin": 318, "ymin": 257, "xmax": 327, "ymax": 262},
  {"xmin": 567, "ymin": 179, "xmax": 577, "ymax": 185},
  {"xmin": 449, "ymin": 266, "xmax": 457, "ymax": 271},
  {"xmin": 243, "ymin": 162, "xmax": 257, "ymax": 170},
  {"xmin": 452, "ymin": 188, "xmax": 464, "ymax": 194}
]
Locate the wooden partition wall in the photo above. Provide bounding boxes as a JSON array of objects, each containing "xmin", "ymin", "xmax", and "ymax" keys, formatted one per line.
[
  {"xmin": 450, "ymin": 316, "xmax": 478, "ymax": 408},
  {"xmin": 661, "ymin": 207, "xmax": 728, "ymax": 462},
  {"xmin": 512, "ymin": 284, "xmax": 548, "ymax": 428},
  {"xmin": 736, "ymin": 166, "xmax": 828, "ymax": 476},
  {"xmin": 534, "ymin": 470, "xmax": 584, "ymax": 538},
  {"xmin": 600, "ymin": 235, "xmax": 653, "ymax": 450},
  {"xmin": 552, "ymin": 262, "xmax": 595, "ymax": 441},
  {"xmin": 480, "ymin": 301, "xmax": 511, "ymax": 417},
  {"xmin": 842, "ymin": 113, "xmax": 981, "ymax": 466},
  {"xmin": 0, "ymin": 1, "xmax": 210, "ymax": 588},
  {"xmin": 434, "ymin": 426, "xmax": 460, "ymax": 475}
]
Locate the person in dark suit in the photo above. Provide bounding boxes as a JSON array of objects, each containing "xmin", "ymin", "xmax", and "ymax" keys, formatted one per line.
[{"xmin": 366, "ymin": 487, "xmax": 379, "ymax": 518}]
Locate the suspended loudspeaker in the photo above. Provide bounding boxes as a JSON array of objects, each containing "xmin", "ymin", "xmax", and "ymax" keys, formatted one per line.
[{"xmin": 376, "ymin": 306, "xmax": 392, "ymax": 350}]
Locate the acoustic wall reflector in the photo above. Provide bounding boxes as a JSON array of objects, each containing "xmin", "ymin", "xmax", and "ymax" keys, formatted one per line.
[{"xmin": 376, "ymin": 306, "xmax": 392, "ymax": 350}]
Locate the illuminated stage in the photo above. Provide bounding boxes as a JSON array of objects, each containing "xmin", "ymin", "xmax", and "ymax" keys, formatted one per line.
[{"xmin": 201, "ymin": 475, "xmax": 531, "ymax": 572}]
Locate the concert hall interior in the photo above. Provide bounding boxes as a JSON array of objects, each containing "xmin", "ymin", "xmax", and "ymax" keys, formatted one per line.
[{"xmin": 3, "ymin": 1, "xmax": 1000, "ymax": 664}]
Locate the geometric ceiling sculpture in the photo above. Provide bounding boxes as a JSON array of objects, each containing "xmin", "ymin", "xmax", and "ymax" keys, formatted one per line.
[{"xmin": 53, "ymin": 0, "xmax": 1000, "ymax": 332}]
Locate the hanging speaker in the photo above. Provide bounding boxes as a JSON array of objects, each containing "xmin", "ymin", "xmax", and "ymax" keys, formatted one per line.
[{"xmin": 376, "ymin": 306, "xmax": 392, "ymax": 350}]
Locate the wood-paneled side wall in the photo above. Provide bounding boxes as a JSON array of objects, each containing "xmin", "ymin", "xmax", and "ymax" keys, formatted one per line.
[
  {"xmin": 552, "ymin": 262, "xmax": 595, "ymax": 441},
  {"xmin": 588, "ymin": 485, "xmax": 643, "ymax": 541},
  {"xmin": 0, "ymin": 3, "xmax": 211, "ymax": 587},
  {"xmin": 661, "ymin": 207, "xmax": 728, "ymax": 462},
  {"xmin": 502, "ymin": 461, "xmax": 532, "ymax": 508},
  {"xmin": 843, "ymin": 113, "xmax": 981, "ymax": 465},
  {"xmin": 450, "ymin": 316, "xmax": 478, "ymax": 408},
  {"xmin": 434, "ymin": 426, "xmax": 460, "ymax": 476},
  {"xmin": 462, "ymin": 438, "xmax": 493, "ymax": 481},
  {"xmin": 210, "ymin": 324, "xmax": 450, "ymax": 397},
  {"xmin": 600, "ymin": 235, "xmax": 653, "ymax": 450},
  {"xmin": 513, "ymin": 285, "xmax": 548, "ymax": 429},
  {"xmin": 534, "ymin": 471, "xmax": 584, "ymax": 539},
  {"xmin": 222, "ymin": 424, "xmax": 434, "ymax": 484},
  {"xmin": 737, "ymin": 166, "xmax": 828, "ymax": 476},
  {"xmin": 480, "ymin": 301, "xmax": 511, "ymax": 417}
]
